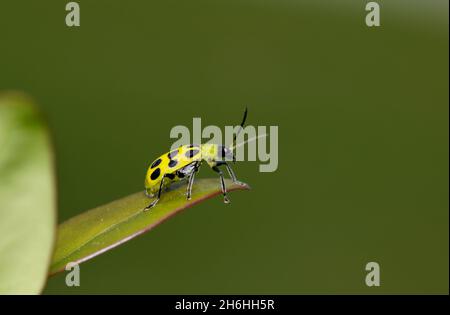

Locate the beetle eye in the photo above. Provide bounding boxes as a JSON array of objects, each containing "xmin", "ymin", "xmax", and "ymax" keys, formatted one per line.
[{"xmin": 221, "ymin": 146, "xmax": 227, "ymax": 159}]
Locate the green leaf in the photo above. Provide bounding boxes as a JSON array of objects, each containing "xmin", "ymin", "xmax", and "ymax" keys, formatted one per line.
[
  {"xmin": 49, "ymin": 179, "xmax": 249, "ymax": 275},
  {"xmin": 0, "ymin": 92, "xmax": 56, "ymax": 294}
]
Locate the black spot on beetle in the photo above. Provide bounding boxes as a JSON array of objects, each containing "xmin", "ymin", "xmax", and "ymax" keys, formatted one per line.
[
  {"xmin": 151, "ymin": 158, "xmax": 162, "ymax": 168},
  {"xmin": 150, "ymin": 168, "xmax": 161, "ymax": 180},
  {"xmin": 177, "ymin": 172, "xmax": 185, "ymax": 178},
  {"xmin": 185, "ymin": 149, "xmax": 200, "ymax": 158},
  {"xmin": 168, "ymin": 150, "xmax": 178, "ymax": 159},
  {"xmin": 169, "ymin": 160, "xmax": 178, "ymax": 168},
  {"xmin": 166, "ymin": 173, "xmax": 175, "ymax": 180}
]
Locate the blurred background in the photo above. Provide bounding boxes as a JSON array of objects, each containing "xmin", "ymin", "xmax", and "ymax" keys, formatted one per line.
[{"xmin": 0, "ymin": 0, "xmax": 448, "ymax": 294}]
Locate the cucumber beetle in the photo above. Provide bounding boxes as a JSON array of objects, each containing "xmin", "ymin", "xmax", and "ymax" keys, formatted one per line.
[{"xmin": 144, "ymin": 108, "xmax": 248, "ymax": 211}]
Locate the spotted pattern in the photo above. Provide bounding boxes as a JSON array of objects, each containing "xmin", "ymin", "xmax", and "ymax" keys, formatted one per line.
[
  {"xmin": 150, "ymin": 168, "xmax": 161, "ymax": 180},
  {"xmin": 146, "ymin": 144, "xmax": 205, "ymax": 189},
  {"xmin": 185, "ymin": 149, "xmax": 200, "ymax": 158},
  {"xmin": 169, "ymin": 160, "xmax": 178, "ymax": 168},
  {"xmin": 168, "ymin": 150, "xmax": 178, "ymax": 159},
  {"xmin": 151, "ymin": 158, "xmax": 162, "ymax": 168}
]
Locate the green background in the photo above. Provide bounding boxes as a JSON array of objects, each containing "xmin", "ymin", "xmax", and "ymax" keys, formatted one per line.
[{"xmin": 0, "ymin": 0, "xmax": 448, "ymax": 294}]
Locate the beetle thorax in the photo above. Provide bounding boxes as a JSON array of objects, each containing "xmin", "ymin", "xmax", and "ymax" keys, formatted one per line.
[{"xmin": 200, "ymin": 143, "xmax": 219, "ymax": 167}]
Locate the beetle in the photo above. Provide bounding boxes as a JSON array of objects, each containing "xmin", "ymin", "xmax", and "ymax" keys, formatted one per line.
[{"xmin": 143, "ymin": 108, "xmax": 248, "ymax": 211}]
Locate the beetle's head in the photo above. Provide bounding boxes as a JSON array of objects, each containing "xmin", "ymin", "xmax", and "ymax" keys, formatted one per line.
[{"xmin": 218, "ymin": 145, "xmax": 235, "ymax": 163}]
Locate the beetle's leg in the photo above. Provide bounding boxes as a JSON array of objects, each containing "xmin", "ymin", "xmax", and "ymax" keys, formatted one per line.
[
  {"xmin": 212, "ymin": 166, "xmax": 230, "ymax": 204},
  {"xmin": 144, "ymin": 175, "xmax": 166, "ymax": 211},
  {"xmin": 186, "ymin": 161, "xmax": 201, "ymax": 200},
  {"xmin": 224, "ymin": 162, "xmax": 246, "ymax": 186},
  {"xmin": 186, "ymin": 170, "xmax": 196, "ymax": 201}
]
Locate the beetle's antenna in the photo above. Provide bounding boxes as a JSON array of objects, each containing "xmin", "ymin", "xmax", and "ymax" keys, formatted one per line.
[
  {"xmin": 231, "ymin": 133, "xmax": 267, "ymax": 150},
  {"xmin": 231, "ymin": 107, "xmax": 248, "ymax": 150}
]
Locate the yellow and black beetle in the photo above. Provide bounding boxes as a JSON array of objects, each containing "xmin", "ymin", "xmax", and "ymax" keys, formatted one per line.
[{"xmin": 144, "ymin": 108, "xmax": 248, "ymax": 210}]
